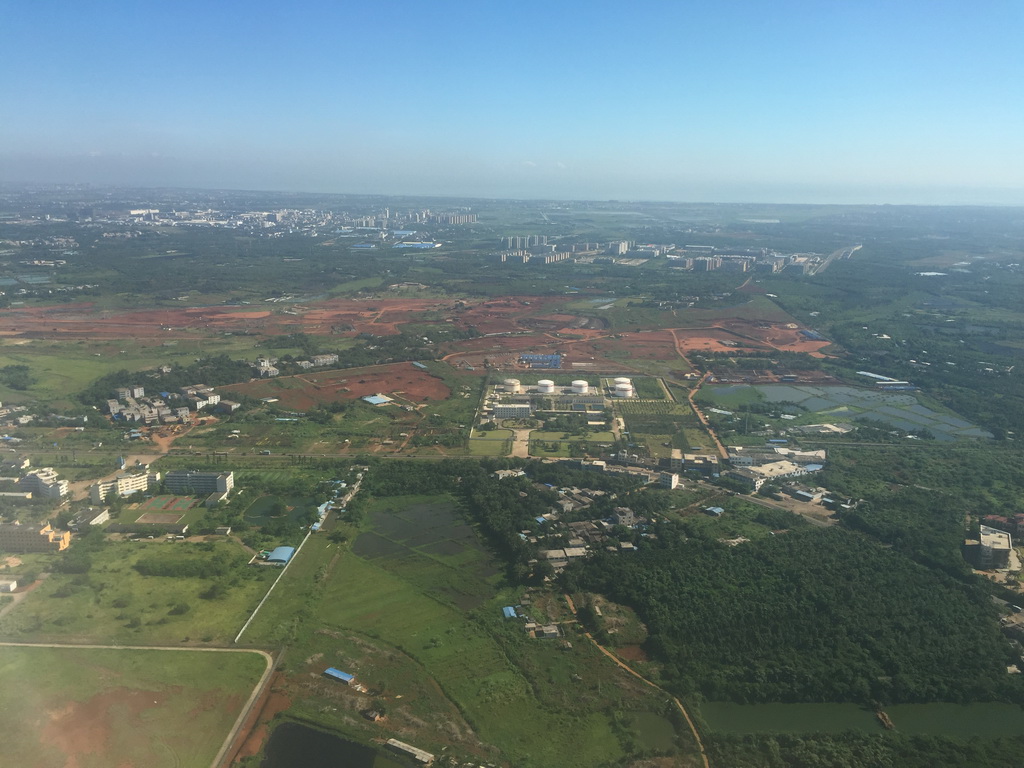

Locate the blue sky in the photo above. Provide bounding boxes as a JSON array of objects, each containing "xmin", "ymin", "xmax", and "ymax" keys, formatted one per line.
[{"xmin": 2, "ymin": 0, "xmax": 1023, "ymax": 204}]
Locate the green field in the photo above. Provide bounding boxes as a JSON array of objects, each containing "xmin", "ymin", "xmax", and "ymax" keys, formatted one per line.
[
  {"xmin": 244, "ymin": 494, "xmax": 690, "ymax": 767},
  {"xmin": 467, "ymin": 435, "xmax": 512, "ymax": 456},
  {"xmin": 0, "ymin": 539, "xmax": 276, "ymax": 644},
  {"xmin": 0, "ymin": 645, "xmax": 266, "ymax": 768},
  {"xmin": 0, "ymin": 335, "xmax": 262, "ymax": 408}
]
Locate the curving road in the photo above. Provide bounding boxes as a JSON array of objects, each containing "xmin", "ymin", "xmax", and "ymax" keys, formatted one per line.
[{"xmin": 562, "ymin": 595, "xmax": 711, "ymax": 768}]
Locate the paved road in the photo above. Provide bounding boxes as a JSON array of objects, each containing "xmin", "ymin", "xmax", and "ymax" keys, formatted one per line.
[
  {"xmin": 812, "ymin": 244, "xmax": 861, "ymax": 275},
  {"xmin": 510, "ymin": 429, "xmax": 532, "ymax": 458}
]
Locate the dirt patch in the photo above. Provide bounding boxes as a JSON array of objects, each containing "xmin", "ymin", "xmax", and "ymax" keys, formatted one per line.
[
  {"xmin": 616, "ymin": 645, "xmax": 650, "ymax": 662},
  {"xmin": 2, "ymin": 556, "xmax": 22, "ymax": 568},
  {"xmin": 221, "ymin": 362, "xmax": 451, "ymax": 410},
  {"xmin": 41, "ymin": 687, "xmax": 172, "ymax": 768},
  {"xmin": 231, "ymin": 682, "xmax": 292, "ymax": 763}
]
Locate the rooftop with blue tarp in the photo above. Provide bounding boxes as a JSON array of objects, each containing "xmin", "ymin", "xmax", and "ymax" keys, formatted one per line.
[
  {"xmin": 362, "ymin": 394, "xmax": 393, "ymax": 406},
  {"xmin": 502, "ymin": 606, "xmax": 517, "ymax": 618},
  {"xmin": 324, "ymin": 667, "xmax": 354, "ymax": 682}
]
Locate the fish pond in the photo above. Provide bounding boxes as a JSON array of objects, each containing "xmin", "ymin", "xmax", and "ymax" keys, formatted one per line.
[
  {"xmin": 700, "ymin": 702, "xmax": 1024, "ymax": 738},
  {"xmin": 261, "ymin": 722, "xmax": 404, "ymax": 768},
  {"xmin": 705, "ymin": 384, "xmax": 991, "ymax": 440}
]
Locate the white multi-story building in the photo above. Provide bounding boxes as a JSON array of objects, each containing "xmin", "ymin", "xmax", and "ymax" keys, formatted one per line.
[
  {"xmin": 18, "ymin": 468, "xmax": 69, "ymax": 500},
  {"xmin": 494, "ymin": 403, "xmax": 533, "ymax": 419},
  {"xmin": 90, "ymin": 471, "xmax": 162, "ymax": 504}
]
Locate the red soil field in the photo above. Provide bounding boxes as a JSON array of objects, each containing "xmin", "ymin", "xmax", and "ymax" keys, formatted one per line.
[
  {"xmin": 0, "ymin": 295, "xmax": 581, "ymax": 342},
  {"xmin": 220, "ymin": 363, "xmax": 451, "ymax": 411},
  {"xmin": 0, "ymin": 294, "xmax": 829, "ymax": 361}
]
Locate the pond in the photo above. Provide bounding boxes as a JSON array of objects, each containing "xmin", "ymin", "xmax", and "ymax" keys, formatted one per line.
[
  {"xmin": 261, "ymin": 722, "xmax": 404, "ymax": 768},
  {"xmin": 700, "ymin": 701, "xmax": 1024, "ymax": 737},
  {"xmin": 630, "ymin": 711, "xmax": 677, "ymax": 751},
  {"xmin": 700, "ymin": 702, "xmax": 879, "ymax": 734},
  {"xmin": 884, "ymin": 703, "xmax": 1024, "ymax": 739}
]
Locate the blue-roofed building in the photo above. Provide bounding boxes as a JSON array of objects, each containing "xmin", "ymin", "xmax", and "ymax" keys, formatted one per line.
[
  {"xmin": 519, "ymin": 353, "xmax": 562, "ymax": 369},
  {"xmin": 411, "ymin": 361, "xmax": 428, "ymax": 370},
  {"xmin": 266, "ymin": 546, "xmax": 296, "ymax": 565},
  {"xmin": 502, "ymin": 606, "xmax": 517, "ymax": 619},
  {"xmin": 310, "ymin": 522, "xmax": 322, "ymax": 532},
  {"xmin": 362, "ymin": 394, "xmax": 393, "ymax": 406},
  {"xmin": 804, "ymin": 463, "xmax": 824, "ymax": 472},
  {"xmin": 535, "ymin": 516, "xmax": 547, "ymax": 524},
  {"xmin": 324, "ymin": 667, "xmax": 354, "ymax": 684}
]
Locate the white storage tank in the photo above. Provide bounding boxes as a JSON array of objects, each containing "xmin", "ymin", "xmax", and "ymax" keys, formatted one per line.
[
  {"xmin": 613, "ymin": 377, "xmax": 632, "ymax": 386},
  {"xmin": 503, "ymin": 378, "xmax": 521, "ymax": 394},
  {"xmin": 614, "ymin": 381, "xmax": 634, "ymax": 398},
  {"xmin": 537, "ymin": 379, "xmax": 556, "ymax": 394},
  {"xmin": 571, "ymin": 379, "xmax": 589, "ymax": 394}
]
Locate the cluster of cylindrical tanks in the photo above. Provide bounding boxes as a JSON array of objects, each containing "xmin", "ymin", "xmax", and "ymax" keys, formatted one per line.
[
  {"xmin": 613, "ymin": 377, "xmax": 634, "ymax": 397},
  {"xmin": 500, "ymin": 377, "xmax": 607, "ymax": 395}
]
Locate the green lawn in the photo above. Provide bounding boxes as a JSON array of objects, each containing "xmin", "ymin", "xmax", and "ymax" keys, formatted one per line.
[
  {"xmin": 0, "ymin": 646, "xmax": 266, "ymax": 768},
  {"xmin": 467, "ymin": 436, "xmax": 511, "ymax": 456}
]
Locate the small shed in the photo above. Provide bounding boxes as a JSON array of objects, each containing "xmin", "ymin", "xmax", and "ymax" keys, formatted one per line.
[
  {"xmin": 323, "ymin": 667, "xmax": 354, "ymax": 684},
  {"xmin": 266, "ymin": 546, "xmax": 296, "ymax": 565}
]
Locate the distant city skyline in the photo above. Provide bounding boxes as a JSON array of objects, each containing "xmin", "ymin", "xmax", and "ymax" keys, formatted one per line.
[{"xmin": 3, "ymin": 1, "xmax": 1023, "ymax": 206}]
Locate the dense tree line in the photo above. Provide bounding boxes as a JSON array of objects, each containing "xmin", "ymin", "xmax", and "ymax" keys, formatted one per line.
[
  {"xmin": 566, "ymin": 526, "xmax": 1022, "ymax": 706},
  {"xmin": 0, "ymin": 364, "xmax": 35, "ymax": 390}
]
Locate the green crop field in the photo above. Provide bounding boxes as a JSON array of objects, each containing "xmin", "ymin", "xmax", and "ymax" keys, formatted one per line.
[{"xmin": 0, "ymin": 645, "xmax": 266, "ymax": 768}]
